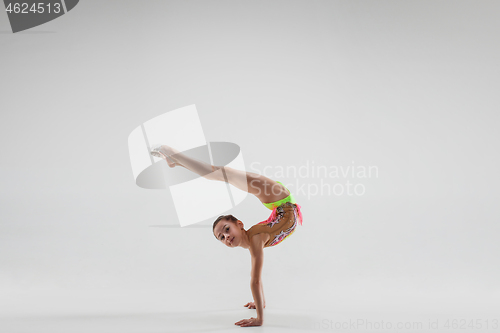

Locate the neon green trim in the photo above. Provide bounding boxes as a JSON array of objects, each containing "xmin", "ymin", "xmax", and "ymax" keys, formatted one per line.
[{"xmin": 263, "ymin": 181, "xmax": 296, "ymax": 210}]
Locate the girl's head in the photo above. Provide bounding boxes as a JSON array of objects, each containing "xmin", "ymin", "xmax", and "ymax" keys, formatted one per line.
[{"xmin": 213, "ymin": 214, "xmax": 245, "ymax": 248}]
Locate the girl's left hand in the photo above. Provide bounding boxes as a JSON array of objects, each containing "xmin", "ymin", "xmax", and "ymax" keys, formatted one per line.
[{"xmin": 235, "ymin": 317, "xmax": 263, "ymax": 327}]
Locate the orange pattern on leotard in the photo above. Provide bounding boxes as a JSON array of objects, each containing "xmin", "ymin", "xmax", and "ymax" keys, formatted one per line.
[{"xmin": 246, "ymin": 202, "xmax": 302, "ymax": 247}]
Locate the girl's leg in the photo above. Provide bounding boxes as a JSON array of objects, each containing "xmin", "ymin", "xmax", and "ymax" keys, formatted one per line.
[{"xmin": 155, "ymin": 145, "xmax": 289, "ymax": 204}]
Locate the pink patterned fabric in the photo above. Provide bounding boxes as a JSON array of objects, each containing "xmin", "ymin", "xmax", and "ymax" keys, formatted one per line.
[{"xmin": 255, "ymin": 202, "xmax": 303, "ymax": 247}]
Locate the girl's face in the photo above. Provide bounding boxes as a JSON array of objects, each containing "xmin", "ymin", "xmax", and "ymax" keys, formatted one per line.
[{"xmin": 214, "ymin": 219, "xmax": 242, "ymax": 248}]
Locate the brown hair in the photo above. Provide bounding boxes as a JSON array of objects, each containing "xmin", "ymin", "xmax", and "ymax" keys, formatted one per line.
[{"xmin": 213, "ymin": 214, "xmax": 238, "ymax": 238}]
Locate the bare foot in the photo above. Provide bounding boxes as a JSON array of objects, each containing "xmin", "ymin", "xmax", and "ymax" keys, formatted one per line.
[
  {"xmin": 158, "ymin": 145, "xmax": 178, "ymax": 157},
  {"xmin": 151, "ymin": 145, "xmax": 178, "ymax": 168},
  {"xmin": 158, "ymin": 145, "xmax": 181, "ymax": 168}
]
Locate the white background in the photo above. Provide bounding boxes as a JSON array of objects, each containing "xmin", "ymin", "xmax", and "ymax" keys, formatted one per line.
[{"xmin": 1, "ymin": 1, "xmax": 499, "ymax": 332}]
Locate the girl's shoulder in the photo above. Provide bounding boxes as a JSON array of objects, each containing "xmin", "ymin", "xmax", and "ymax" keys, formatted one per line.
[{"xmin": 247, "ymin": 225, "xmax": 270, "ymax": 249}]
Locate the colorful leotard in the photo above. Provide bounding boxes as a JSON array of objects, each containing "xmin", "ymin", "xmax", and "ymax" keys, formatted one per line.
[
  {"xmin": 262, "ymin": 181, "xmax": 297, "ymax": 209},
  {"xmin": 246, "ymin": 182, "xmax": 303, "ymax": 248}
]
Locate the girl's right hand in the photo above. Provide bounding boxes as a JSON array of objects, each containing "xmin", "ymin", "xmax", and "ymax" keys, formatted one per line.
[{"xmin": 244, "ymin": 302, "xmax": 266, "ymax": 309}]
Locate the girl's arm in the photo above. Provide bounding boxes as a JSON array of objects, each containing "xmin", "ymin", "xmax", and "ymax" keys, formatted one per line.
[
  {"xmin": 250, "ymin": 237, "xmax": 265, "ymax": 320},
  {"xmin": 244, "ymin": 282, "xmax": 266, "ymax": 309},
  {"xmin": 261, "ymin": 282, "xmax": 266, "ymax": 308},
  {"xmin": 235, "ymin": 235, "xmax": 266, "ymax": 327}
]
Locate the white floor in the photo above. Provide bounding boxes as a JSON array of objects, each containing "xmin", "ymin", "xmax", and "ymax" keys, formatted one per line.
[
  {"xmin": 2, "ymin": 290, "xmax": 499, "ymax": 333},
  {"xmin": 3, "ymin": 309, "xmax": 500, "ymax": 333}
]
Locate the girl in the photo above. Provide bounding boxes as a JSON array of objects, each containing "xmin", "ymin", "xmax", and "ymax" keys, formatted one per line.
[{"xmin": 150, "ymin": 145, "xmax": 303, "ymax": 327}]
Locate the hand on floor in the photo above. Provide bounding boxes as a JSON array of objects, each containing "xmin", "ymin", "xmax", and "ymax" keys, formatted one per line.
[
  {"xmin": 243, "ymin": 302, "xmax": 265, "ymax": 309},
  {"xmin": 235, "ymin": 317, "xmax": 263, "ymax": 327}
]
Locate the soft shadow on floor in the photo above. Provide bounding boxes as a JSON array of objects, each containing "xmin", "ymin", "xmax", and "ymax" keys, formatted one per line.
[{"xmin": 0, "ymin": 309, "xmax": 316, "ymax": 333}]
